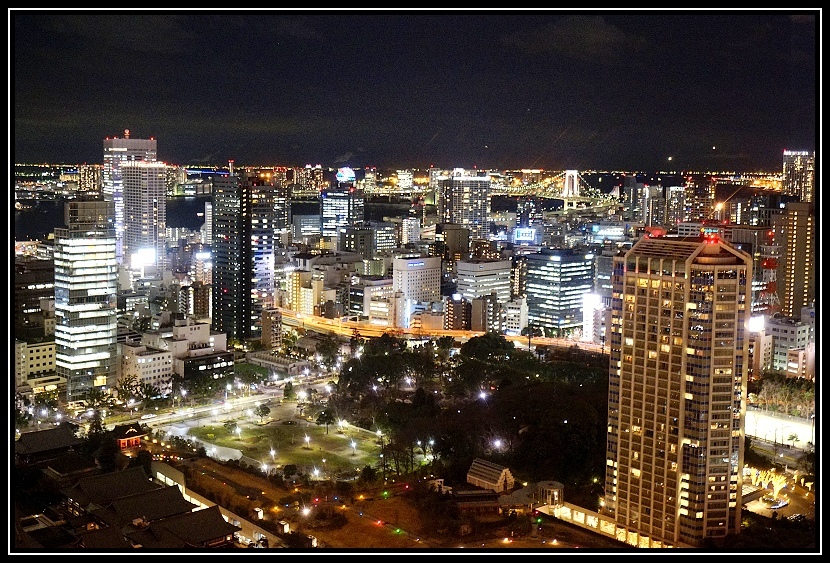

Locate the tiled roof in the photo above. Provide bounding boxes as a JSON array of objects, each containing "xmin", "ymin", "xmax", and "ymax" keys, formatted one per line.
[
  {"xmin": 125, "ymin": 505, "xmax": 240, "ymax": 549},
  {"xmin": 110, "ymin": 423, "xmax": 148, "ymax": 441},
  {"xmin": 14, "ymin": 425, "xmax": 85, "ymax": 456},
  {"xmin": 43, "ymin": 452, "xmax": 98, "ymax": 476},
  {"xmin": 77, "ymin": 525, "xmax": 133, "ymax": 549},
  {"xmin": 467, "ymin": 458, "xmax": 509, "ymax": 485},
  {"xmin": 63, "ymin": 466, "xmax": 161, "ymax": 508},
  {"xmin": 109, "ymin": 485, "xmax": 199, "ymax": 523}
]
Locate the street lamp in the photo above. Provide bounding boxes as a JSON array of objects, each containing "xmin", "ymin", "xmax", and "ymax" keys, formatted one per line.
[
  {"xmin": 351, "ymin": 441, "xmax": 357, "ymax": 456},
  {"xmin": 304, "ymin": 435, "xmax": 311, "ymax": 449}
]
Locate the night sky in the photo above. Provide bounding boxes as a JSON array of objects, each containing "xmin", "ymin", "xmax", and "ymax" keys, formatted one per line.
[{"xmin": 12, "ymin": 9, "xmax": 818, "ymax": 172}]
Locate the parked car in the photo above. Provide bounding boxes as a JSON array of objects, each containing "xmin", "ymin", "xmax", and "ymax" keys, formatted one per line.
[{"xmin": 770, "ymin": 499, "xmax": 789, "ymax": 509}]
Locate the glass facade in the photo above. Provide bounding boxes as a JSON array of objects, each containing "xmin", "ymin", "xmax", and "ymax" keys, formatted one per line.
[
  {"xmin": 525, "ymin": 248, "xmax": 594, "ymax": 332},
  {"xmin": 54, "ymin": 199, "xmax": 118, "ymax": 402}
]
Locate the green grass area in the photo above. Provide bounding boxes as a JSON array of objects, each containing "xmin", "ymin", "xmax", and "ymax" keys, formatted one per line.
[{"xmin": 188, "ymin": 417, "xmax": 381, "ymax": 476}]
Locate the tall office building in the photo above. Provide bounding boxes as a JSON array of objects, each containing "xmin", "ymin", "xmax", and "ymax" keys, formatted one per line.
[
  {"xmin": 340, "ymin": 221, "xmax": 398, "ymax": 260},
  {"xmin": 102, "ymin": 130, "xmax": 157, "ymax": 265},
  {"xmin": 604, "ymin": 235, "xmax": 751, "ymax": 548},
  {"xmin": 524, "ymin": 248, "xmax": 594, "ymax": 334},
  {"xmin": 203, "ymin": 201, "xmax": 213, "ymax": 245},
  {"xmin": 321, "ymin": 168, "xmax": 365, "ymax": 238},
  {"xmin": 683, "ymin": 174, "xmax": 715, "ymax": 222},
  {"xmin": 664, "ymin": 186, "xmax": 686, "ymax": 228},
  {"xmin": 123, "ymin": 160, "xmax": 167, "ymax": 276},
  {"xmin": 54, "ymin": 199, "xmax": 118, "ymax": 403},
  {"xmin": 393, "ymin": 256, "xmax": 441, "ymax": 327},
  {"xmin": 77, "ymin": 164, "xmax": 102, "ymax": 195},
  {"xmin": 772, "ymin": 202, "xmax": 815, "ymax": 318},
  {"xmin": 292, "ymin": 164, "xmax": 325, "ymax": 197},
  {"xmin": 455, "ymin": 258, "xmax": 512, "ymax": 305},
  {"xmin": 781, "ymin": 150, "xmax": 815, "ymax": 203},
  {"xmin": 437, "ymin": 168, "xmax": 491, "ymax": 241},
  {"xmin": 400, "ymin": 216, "xmax": 421, "ymax": 245},
  {"xmin": 14, "ymin": 256, "xmax": 55, "ymax": 340},
  {"xmin": 622, "ymin": 175, "xmax": 645, "ymax": 223},
  {"xmin": 212, "ymin": 169, "xmax": 289, "ymax": 340}
]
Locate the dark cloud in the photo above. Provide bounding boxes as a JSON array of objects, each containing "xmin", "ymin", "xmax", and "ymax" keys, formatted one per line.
[{"xmin": 502, "ymin": 15, "xmax": 647, "ymax": 63}]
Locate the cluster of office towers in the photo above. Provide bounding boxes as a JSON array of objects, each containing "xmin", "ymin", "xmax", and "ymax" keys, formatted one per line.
[{"xmin": 38, "ymin": 131, "xmax": 815, "ymax": 548}]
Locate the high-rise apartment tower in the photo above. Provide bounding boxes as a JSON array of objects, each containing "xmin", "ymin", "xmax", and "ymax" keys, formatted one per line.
[
  {"xmin": 781, "ymin": 150, "xmax": 815, "ymax": 203},
  {"xmin": 211, "ymin": 168, "xmax": 289, "ymax": 340},
  {"xmin": 604, "ymin": 234, "xmax": 752, "ymax": 548}
]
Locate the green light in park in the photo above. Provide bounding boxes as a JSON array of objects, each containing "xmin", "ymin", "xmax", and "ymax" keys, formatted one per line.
[
  {"xmin": 395, "ymin": 528, "xmax": 401, "ymax": 534},
  {"xmin": 382, "ymin": 491, "xmax": 388, "ymax": 497}
]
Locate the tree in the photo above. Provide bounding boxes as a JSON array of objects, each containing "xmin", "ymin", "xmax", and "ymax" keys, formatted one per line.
[
  {"xmin": 316, "ymin": 334, "xmax": 340, "ymax": 370},
  {"xmin": 359, "ymin": 465, "xmax": 378, "ymax": 483},
  {"xmin": 254, "ymin": 404, "xmax": 271, "ymax": 423},
  {"xmin": 521, "ymin": 323, "xmax": 543, "ymax": 350},
  {"xmin": 459, "ymin": 331, "xmax": 514, "ymax": 362},
  {"xmin": 797, "ymin": 449, "xmax": 815, "ymax": 475},
  {"xmin": 85, "ymin": 387, "xmax": 117, "ymax": 433},
  {"xmin": 33, "ymin": 391, "xmax": 60, "ymax": 412},
  {"xmin": 787, "ymin": 433, "xmax": 799, "ymax": 448},
  {"xmin": 283, "ymin": 464, "xmax": 298, "ymax": 480},
  {"xmin": 116, "ymin": 373, "xmax": 141, "ymax": 403},
  {"xmin": 94, "ymin": 433, "xmax": 122, "ymax": 473},
  {"xmin": 138, "ymin": 383, "xmax": 162, "ymax": 412},
  {"xmin": 14, "ymin": 406, "xmax": 32, "ymax": 429},
  {"xmin": 349, "ymin": 333, "xmax": 364, "ymax": 358},
  {"xmin": 316, "ymin": 409, "xmax": 336, "ymax": 434},
  {"xmin": 434, "ymin": 335, "xmax": 455, "ymax": 364},
  {"xmin": 283, "ymin": 381, "xmax": 296, "ymax": 401},
  {"xmin": 224, "ymin": 420, "xmax": 239, "ymax": 435},
  {"xmin": 235, "ymin": 362, "xmax": 269, "ymax": 388},
  {"xmin": 131, "ymin": 449, "xmax": 154, "ymax": 477},
  {"xmin": 281, "ymin": 330, "xmax": 299, "ymax": 355}
]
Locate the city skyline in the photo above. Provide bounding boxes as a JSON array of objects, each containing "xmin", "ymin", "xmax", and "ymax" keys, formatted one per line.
[{"xmin": 12, "ymin": 9, "xmax": 817, "ymax": 172}]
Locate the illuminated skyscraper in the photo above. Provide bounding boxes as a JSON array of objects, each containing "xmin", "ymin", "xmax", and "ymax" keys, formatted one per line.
[
  {"xmin": 683, "ymin": 174, "xmax": 715, "ymax": 222},
  {"xmin": 102, "ymin": 130, "xmax": 157, "ymax": 265},
  {"xmin": 781, "ymin": 150, "xmax": 815, "ymax": 203},
  {"xmin": 524, "ymin": 248, "xmax": 594, "ymax": 334},
  {"xmin": 772, "ymin": 201, "xmax": 815, "ymax": 318},
  {"xmin": 321, "ymin": 168, "xmax": 364, "ymax": 238},
  {"xmin": 455, "ymin": 258, "xmax": 512, "ymax": 306},
  {"xmin": 211, "ymin": 168, "xmax": 289, "ymax": 340},
  {"xmin": 604, "ymin": 235, "xmax": 751, "ymax": 548},
  {"xmin": 54, "ymin": 199, "xmax": 118, "ymax": 402},
  {"xmin": 437, "ymin": 168, "xmax": 491, "ymax": 241},
  {"xmin": 123, "ymin": 160, "xmax": 167, "ymax": 276}
]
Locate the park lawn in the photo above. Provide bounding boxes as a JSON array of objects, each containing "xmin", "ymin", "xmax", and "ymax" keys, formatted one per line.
[{"xmin": 188, "ymin": 417, "xmax": 381, "ymax": 476}]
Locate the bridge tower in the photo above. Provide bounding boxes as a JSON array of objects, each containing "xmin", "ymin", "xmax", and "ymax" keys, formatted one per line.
[{"xmin": 562, "ymin": 170, "xmax": 580, "ymax": 197}]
